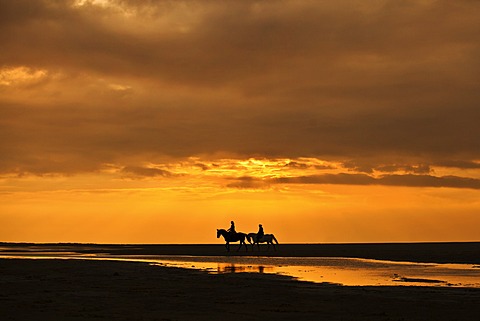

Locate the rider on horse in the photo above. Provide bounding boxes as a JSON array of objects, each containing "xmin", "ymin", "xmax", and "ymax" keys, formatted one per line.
[
  {"xmin": 256, "ymin": 224, "xmax": 264, "ymax": 243},
  {"xmin": 227, "ymin": 221, "xmax": 236, "ymax": 235}
]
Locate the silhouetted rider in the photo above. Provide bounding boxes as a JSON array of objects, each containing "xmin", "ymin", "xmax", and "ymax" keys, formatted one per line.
[
  {"xmin": 227, "ymin": 220, "xmax": 236, "ymax": 234},
  {"xmin": 256, "ymin": 224, "xmax": 264, "ymax": 242}
]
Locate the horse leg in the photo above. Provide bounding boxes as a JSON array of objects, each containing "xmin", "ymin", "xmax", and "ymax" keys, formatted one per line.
[{"xmin": 226, "ymin": 242, "xmax": 230, "ymax": 252}]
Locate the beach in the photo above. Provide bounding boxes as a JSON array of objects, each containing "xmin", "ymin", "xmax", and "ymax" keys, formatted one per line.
[
  {"xmin": 2, "ymin": 258, "xmax": 480, "ymax": 321},
  {"xmin": 1, "ymin": 243, "xmax": 480, "ymax": 320}
]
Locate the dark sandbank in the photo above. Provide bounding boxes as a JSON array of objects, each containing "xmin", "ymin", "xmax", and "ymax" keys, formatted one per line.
[
  {"xmin": 2, "ymin": 242, "xmax": 480, "ymax": 264},
  {"xmin": 2, "ymin": 258, "xmax": 480, "ymax": 321}
]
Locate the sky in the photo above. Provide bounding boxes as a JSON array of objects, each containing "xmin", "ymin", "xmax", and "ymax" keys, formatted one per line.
[{"xmin": 1, "ymin": 0, "xmax": 480, "ymax": 244}]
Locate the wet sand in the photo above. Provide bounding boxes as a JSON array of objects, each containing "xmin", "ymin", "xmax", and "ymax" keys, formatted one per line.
[
  {"xmin": 2, "ymin": 241, "xmax": 480, "ymax": 264},
  {"xmin": 2, "ymin": 255, "xmax": 480, "ymax": 320},
  {"xmin": 2, "ymin": 242, "xmax": 480, "ymax": 320}
]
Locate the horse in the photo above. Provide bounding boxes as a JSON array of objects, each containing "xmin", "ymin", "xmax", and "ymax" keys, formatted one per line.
[
  {"xmin": 216, "ymin": 229, "xmax": 248, "ymax": 252},
  {"xmin": 246, "ymin": 233, "xmax": 279, "ymax": 251}
]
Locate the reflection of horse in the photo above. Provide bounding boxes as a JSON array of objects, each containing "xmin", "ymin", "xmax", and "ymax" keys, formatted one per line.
[
  {"xmin": 246, "ymin": 233, "xmax": 279, "ymax": 251},
  {"xmin": 216, "ymin": 229, "xmax": 248, "ymax": 252}
]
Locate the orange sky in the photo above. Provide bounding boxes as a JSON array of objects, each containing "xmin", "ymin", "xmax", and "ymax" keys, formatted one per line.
[{"xmin": 1, "ymin": 1, "xmax": 480, "ymax": 244}]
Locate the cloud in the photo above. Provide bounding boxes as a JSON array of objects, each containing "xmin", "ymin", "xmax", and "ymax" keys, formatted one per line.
[
  {"xmin": 273, "ymin": 173, "xmax": 375, "ymax": 186},
  {"xmin": 0, "ymin": 66, "xmax": 48, "ymax": 86},
  {"xmin": 121, "ymin": 166, "xmax": 174, "ymax": 178},
  {"xmin": 284, "ymin": 160, "xmax": 335, "ymax": 171},
  {"xmin": 226, "ymin": 176, "xmax": 270, "ymax": 189},
  {"xmin": 268, "ymin": 173, "xmax": 480, "ymax": 190},
  {"xmin": 3, "ymin": 1, "xmax": 480, "ymax": 92},
  {"xmin": 434, "ymin": 160, "xmax": 480, "ymax": 170},
  {"xmin": 378, "ymin": 174, "xmax": 480, "ymax": 190},
  {"xmin": 377, "ymin": 164, "xmax": 431, "ymax": 175},
  {"xmin": 1, "ymin": 1, "xmax": 479, "ymax": 178}
]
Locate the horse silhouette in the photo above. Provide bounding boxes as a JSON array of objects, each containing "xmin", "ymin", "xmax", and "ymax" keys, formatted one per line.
[
  {"xmin": 217, "ymin": 229, "xmax": 248, "ymax": 252},
  {"xmin": 246, "ymin": 233, "xmax": 279, "ymax": 251}
]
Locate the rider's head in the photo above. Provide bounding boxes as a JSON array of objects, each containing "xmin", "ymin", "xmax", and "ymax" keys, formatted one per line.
[
  {"xmin": 231, "ymin": 221, "xmax": 234, "ymax": 224},
  {"xmin": 259, "ymin": 224, "xmax": 262, "ymax": 227}
]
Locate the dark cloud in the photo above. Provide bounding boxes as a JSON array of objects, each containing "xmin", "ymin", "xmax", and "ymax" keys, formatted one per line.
[
  {"xmin": 373, "ymin": 164, "xmax": 431, "ymax": 174},
  {"xmin": 1, "ymin": 1, "xmax": 479, "ymax": 177},
  {"xmin": 434, "ymin": 160, "xmax": 480, "ymax": 170},
  {"xmin": 193, "ymin": 162, "xmax": 210, "ymax": 171},
  {"xmin": 226, "ymin": 176, "xmax": 269, "ymax": 189},
  {"xmin": 379, "ymin": 174, "xmax": 480, "ymax": 189},
  {"xmin": 273, "ymin": 173, "xmax": 375, "ymax": 186},
  {"xmin": 284, "ymin": 161, "xmax": 335, "ymax": 170},
  {"xmin": 2, "ymin": 1, "xmax": 479, "ymax": 90},
  {"xmin": 268, "ymin": 173, "xmax": 480, "ymax": 190},
  {"xmin": 284, "ymin": 161, "xmax": 310, "ymax": 170},
  {"xmin": 121, "ymin": 166, "xmax": 174, "ymax": 178}
]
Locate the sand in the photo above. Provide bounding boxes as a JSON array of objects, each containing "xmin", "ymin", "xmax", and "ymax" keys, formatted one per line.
[
  {"xmin": 2, "ymin": 255, "xmax": 480, "ymax": 321},
  {"xmin": 3, "ymin": 241, "xmax": 480, "ymax": 263}
]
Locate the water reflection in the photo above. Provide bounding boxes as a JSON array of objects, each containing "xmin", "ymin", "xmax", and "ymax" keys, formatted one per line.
[
  {"xmin": 150, "ymin": 257, "xmax": 480, "ymax": 287},
  {"xmin": 216, "ymin": 263, "xmax": 270, "ymax": 274}
]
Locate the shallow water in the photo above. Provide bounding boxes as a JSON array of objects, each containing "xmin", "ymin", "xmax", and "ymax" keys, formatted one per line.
[
  {"xmin": 2, "ymin": 251, "xmax": 480, "ymax": 287},
  {"xmin": 144, "ymin": 255, "xmax": 480, "ymax": 287}
]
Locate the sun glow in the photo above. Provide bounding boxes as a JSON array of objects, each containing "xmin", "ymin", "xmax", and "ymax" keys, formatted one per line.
[
  {"xmin": 2, "ymin": 157, "xmax": 480, "ymax": 244},
  {"xmin": 0, "ymin": 66, "xmax": 48, "ymax": 86}
]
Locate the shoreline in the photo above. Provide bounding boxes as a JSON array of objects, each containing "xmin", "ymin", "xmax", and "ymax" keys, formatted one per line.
[
  {"xmin": 1, "ymin": 258, "xmax": 480, "ymax": 320},
  {"xmin": 2, "ymin": 241, "xmax": 480, "ymax": 264}
]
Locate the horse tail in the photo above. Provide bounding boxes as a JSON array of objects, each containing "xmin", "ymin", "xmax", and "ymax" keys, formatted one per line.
[{"xmin": 272, "ymin": 234, "xmax": 279, "ymax": 244}]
